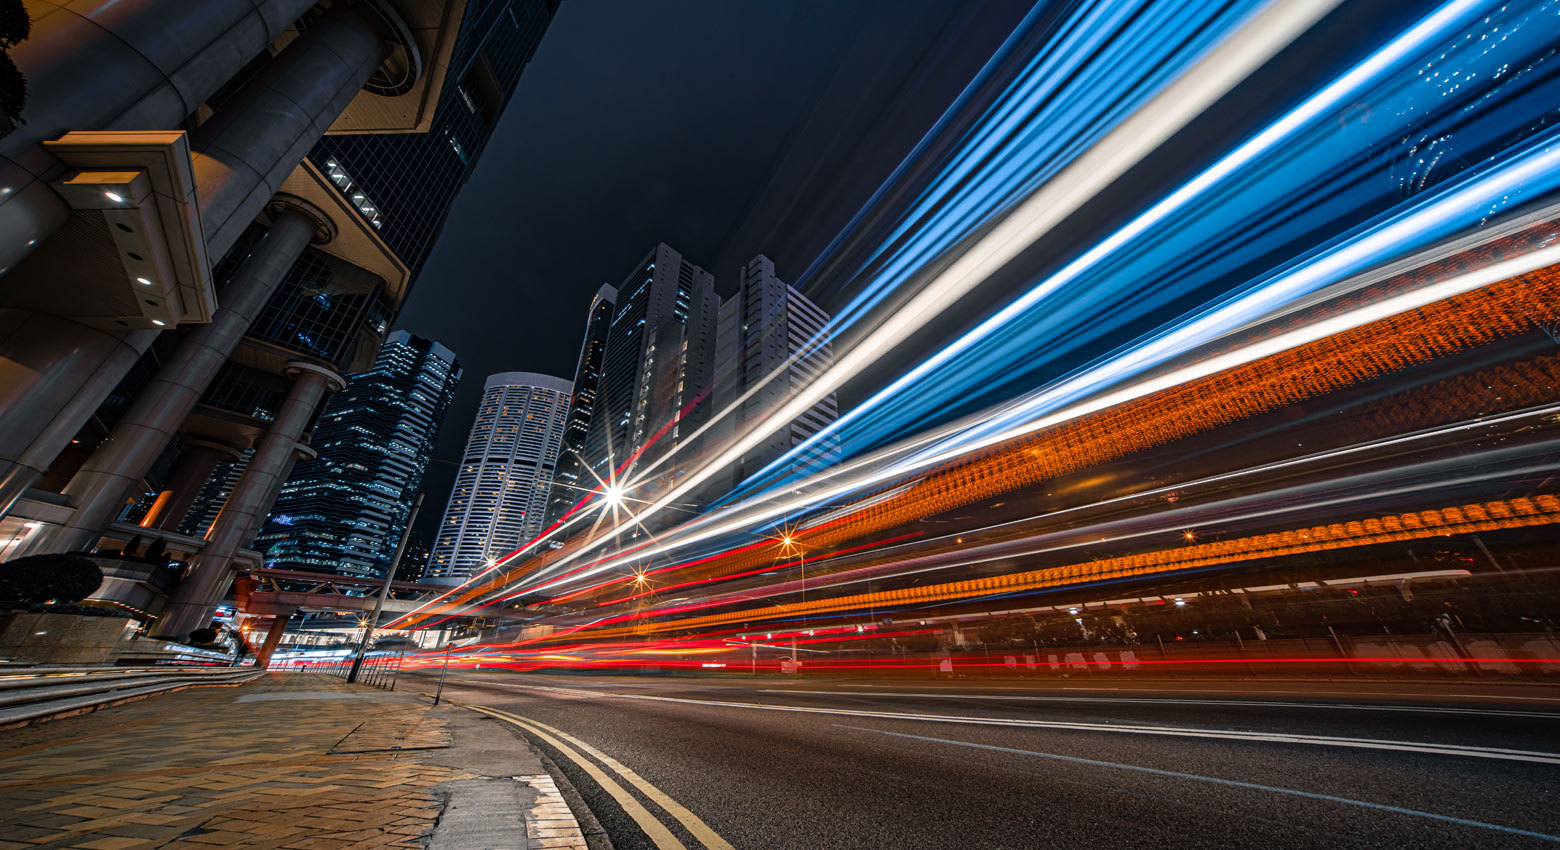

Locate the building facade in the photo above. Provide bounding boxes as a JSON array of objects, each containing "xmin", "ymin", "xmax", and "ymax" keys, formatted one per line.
[
  {"xmin": 543, "ymin": 284, "xmax": 617, "ymax": 527},
  {"xmin": 427, "ymin": 372, "xmax": 571, "ymax": 585},
  {"xmin": 581, "ymin": 244, "xmax": 718, "ymax": 500},
  {"xmin": 255, "ymin": 331, "xmax": 461, "ymax": 578},
  {"xmin": 310, "ymin": 0, "xmax": 560, "ymax": 277},
  {"xmin": 0, "ymin": 0, "xmax": 558, "ymax": 640},
  {"xmin": 707, "ymin": 254, "xmax": 839, "ymax": 499}
]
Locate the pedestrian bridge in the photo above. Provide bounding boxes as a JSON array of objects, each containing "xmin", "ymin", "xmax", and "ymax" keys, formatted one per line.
[{"xmin": 236, "ymin": 569, "xmax": 494, "ymax": 619}]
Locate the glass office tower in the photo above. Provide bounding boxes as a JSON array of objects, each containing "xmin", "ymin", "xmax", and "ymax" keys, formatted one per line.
[
  {"xmin": 309, "ymin": 0, "xmax": 562, "ymax": 276},
  {"xmin": 256, "ymin": 331, "xmax": 462, "ymax": 577},
  {"xmin": 428, "ymin": 372, "xmax": 571, "ymax": 585},
  {"xmin": 543, "ymin": 284, "xmax": 617, "ymax": 527}
]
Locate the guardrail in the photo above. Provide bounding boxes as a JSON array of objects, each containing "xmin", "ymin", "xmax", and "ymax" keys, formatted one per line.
[
  {"xmin": 0, "ymin": 666, "xmax": 263, "ymax": 729},
  {"xmin": 310, "ymin": 652, "xmax": 404, "ymax": 691}
]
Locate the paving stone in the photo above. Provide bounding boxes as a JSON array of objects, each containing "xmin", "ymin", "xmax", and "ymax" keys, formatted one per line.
[{"xmin": 0, "ymin": 676, "xmax": 463, "ymax": 850}]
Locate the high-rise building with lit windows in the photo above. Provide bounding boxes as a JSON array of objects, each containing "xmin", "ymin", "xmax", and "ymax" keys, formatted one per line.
[
  {"xmin": 544, "ymin": 284, "xmax": 617, "ymax": 527},
  {"xmin": 582, "ymin": 244, "xmax": 718, "ymax": 498},
  {"xmin": 707, "ymin": 254, "xmax": 839, "ymax": 499},
  {"xmin": 309, "ymin": 0, "xmax": 563, "ymax": 277},
  {"xmin": 255, "ymin": 331, "xmax": 461, "ymax": 577},
  {"xmin": 427, "ymin": 372, "xmax": 571, "ymax": 584}
]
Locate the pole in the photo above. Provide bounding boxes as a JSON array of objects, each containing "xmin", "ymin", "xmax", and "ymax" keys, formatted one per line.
[
  {"xmin": 349, "ymin": 494, "xmax": 423, "ymax": 683},
  {"xmin": 434, "ymin": 640, "xmax": 454, "ymax": 706}
]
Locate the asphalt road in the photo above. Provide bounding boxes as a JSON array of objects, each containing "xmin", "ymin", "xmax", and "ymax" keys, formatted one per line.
[{"xmin": 412, "ymin": 673, "xmax": 1560, "ymax": 849}]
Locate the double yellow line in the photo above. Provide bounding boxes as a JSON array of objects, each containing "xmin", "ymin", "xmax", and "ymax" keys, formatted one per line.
[{"xmin": 458, "ymin": 702, "xmax": 735, "ymax": 850}]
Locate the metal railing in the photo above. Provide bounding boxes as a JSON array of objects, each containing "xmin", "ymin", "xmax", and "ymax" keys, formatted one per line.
[{"xmin": 311, "ymin": 651, "xmax": 404, "ymax": 690}]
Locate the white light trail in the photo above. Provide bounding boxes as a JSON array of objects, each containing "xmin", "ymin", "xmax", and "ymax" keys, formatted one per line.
[
  {"xmin": 518, "ymin": 236, "xmax": 1560, "ymax": 597},
  {"xmin": 515, "ymin": 0, "xmax": 1343, "ymax": 590}
]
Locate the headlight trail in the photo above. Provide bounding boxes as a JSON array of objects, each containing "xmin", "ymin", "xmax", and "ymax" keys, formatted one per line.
[
  {"xmin": 500, "ymin": 221, "xmax": 1560, "ymax": 604},
  {"xmin": 398, "ymin": 226, "xmax": 1557, "ymax": 632},
  {"xmin": 681, "ymin": 436, "xmax": 1560, "ymax": 611},
  {"xmin": 507, "ymin": 0, "xmax": 1343, "ymax": 586},
  {"xmin": 730, "ymin": 0, "xmax": 1525, "ymax": 502},
  {"xmin": 567, "ymin": 397, "xmax": 1560, "ymax": 610},
  {"xmin": 395, "ymin": 0, "xmax": 1560, "ymax": 635},
  {"xmin": 554, "ymin": 493, "xmax": 1560, "ymax": 640}
]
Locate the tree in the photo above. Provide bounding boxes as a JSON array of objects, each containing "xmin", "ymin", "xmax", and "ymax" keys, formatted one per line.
[
  {"xmin": 0, "ymin": 1, "xmax": 25, "ymax": 129},
  {"xmin": 188, "ymin": 627, "xmax": 219, "ymax": 645},
  {"xmin": 0, "ymin": 554, "xmax": 104, "ymax": 605},
  {"xmin": 0, "ymin": 0, "xmax": 29, "ymax": 49}
]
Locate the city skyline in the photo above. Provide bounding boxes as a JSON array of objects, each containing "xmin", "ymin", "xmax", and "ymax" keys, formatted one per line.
[{"xmin": 4, "ymin": 5, "xmax": 1560, "ymax": 849}]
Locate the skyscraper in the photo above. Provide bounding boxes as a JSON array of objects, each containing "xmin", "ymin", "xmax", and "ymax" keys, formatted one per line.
[
  {"xmin": 309, "ymin": 0, "xmax": 563, "ymax": 277},
  {"xmin": 583, "ymin": 244, "xmax": 718, "ymax": 498},
  {"xmin": 707, "ymin": 254, "xmax": 839, "ymax": 498},
  {"xmin": 255, "ymin": 331, "xmax": 461, "ymax": 578},
  {"xmin": 544, "ymin": 285, "xmax": 617, "ymax": 527},
  {"xmin": 428, "ymin": 372, "xmax": 571, "ymax": 585}
]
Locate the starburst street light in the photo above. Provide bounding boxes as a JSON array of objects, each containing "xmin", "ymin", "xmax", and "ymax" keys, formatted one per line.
[{"xmin": 603, "ymin": 484, "xmax": 625, "ymax": 507}]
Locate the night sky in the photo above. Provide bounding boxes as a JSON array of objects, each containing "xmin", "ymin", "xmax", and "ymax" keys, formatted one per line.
[{"xmin": 396, "ymin": 0, "xmax": 1030, "ymax": 541}]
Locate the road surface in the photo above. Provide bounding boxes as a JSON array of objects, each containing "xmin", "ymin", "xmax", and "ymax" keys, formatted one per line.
[{"xmin": 412, "ymin": 673, "xmax": 1560, "ymax": 849}]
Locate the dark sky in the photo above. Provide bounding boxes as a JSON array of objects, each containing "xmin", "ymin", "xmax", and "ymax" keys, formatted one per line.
[{"xmin": 397, "ymin": 0, "xmax": 1030, "ymax": 541}]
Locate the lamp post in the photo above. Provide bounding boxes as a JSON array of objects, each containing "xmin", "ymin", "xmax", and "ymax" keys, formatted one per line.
[{"xmin": 348, "ymin": 494, "xmax": 423, "ymax": 683}]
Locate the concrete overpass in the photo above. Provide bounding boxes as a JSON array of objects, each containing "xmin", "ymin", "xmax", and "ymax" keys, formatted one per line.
[{"xmin": 236, "ymin": 569, "xmax": 496, "ymax": 619}]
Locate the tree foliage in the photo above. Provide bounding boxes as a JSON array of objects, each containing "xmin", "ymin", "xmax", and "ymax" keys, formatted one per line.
[
  {"xmin": 0, "ymin": 0, "xmax": 28, "ymax": 49},
  {"xmin": 0, "ymin": 554, "xmax": 104, "ymax": 605}
]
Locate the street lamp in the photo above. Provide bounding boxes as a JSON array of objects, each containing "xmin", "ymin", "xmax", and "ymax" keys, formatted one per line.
[{"xmin": 603, "ymin": 484, "xmax": 625, "ymax": 507}]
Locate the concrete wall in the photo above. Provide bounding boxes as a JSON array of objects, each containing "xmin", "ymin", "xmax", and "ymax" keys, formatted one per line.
[{"xmin": 0, "ymin": 611, "xmax": 139, "ymax": 664}]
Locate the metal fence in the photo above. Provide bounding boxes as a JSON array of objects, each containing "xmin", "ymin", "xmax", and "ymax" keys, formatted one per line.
[{"xmin": 309, "ymin": 651, "xmax": 405, "ymax": 690}]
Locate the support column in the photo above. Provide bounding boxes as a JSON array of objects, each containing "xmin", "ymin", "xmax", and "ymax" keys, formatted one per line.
[
  {"xmin": 157, "ymin": 362, "xmax": 342, "ymax": 639},
  {"xmin": 256, "ymin": 611, "xmax": 295, "ymax": 670},
  {"xmin": 29, "ymin": 198, "xmax": 335, "ymax": 555},
  {"xmin": 0, "ymin": 320, "xmax": 158, "ymax": 518},
  {"xmin": 250, "ymin": 443, "xmax": 317, "ymax": 545},
  {"xmin": 192, "ymin": 0, "xmax": 394, "ymax": 260},
  {"xmin": 139, "ymin": 439, "xmax": 244, "ymax": 532},
  {"xmin": 0, "ymin": 0, "xmax": 321, "ymax": 275},
  {"xmin": 0, "ymin": 0, "xmax": 393, "ymax": 525}
]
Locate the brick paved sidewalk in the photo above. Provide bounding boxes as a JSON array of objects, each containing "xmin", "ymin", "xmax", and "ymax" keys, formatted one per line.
[{"xmin": 0, "ymin": 673, "xmax": 584, "ymax": 850}]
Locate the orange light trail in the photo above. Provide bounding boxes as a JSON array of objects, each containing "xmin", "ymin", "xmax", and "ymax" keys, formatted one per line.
[{"xmin": 560, "ymin": 494, "xmax": 1560, "ymax": 640}]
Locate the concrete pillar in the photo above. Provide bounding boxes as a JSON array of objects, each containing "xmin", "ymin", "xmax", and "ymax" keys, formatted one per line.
[
  {"xmin": 139, "ymin": 439, "xmax": 244, "ymax": 532},
  {"xmin": 249, "ymin": 443, "xmax": 317, "ymax": 545},
  {"xmin": 157, "ymin": 362, "xmax": 341, "ymax": 638},
  {"xmin": 192, "ymin": 1, "xmax": 392, "ymax": 260},
  {"xmin": 0, "ymin": 2, "xmax": 390, "ymax": 526},
  {"xmin": 0, "ymin": 318, "xmax": 157, "ymax": 518},
  {"xmin": 29, "ymin": 198, "xmax": 335, "ymax": 555},
  {"xmin": 256, "ymin": 612, "xmax": 295, "ymax": 669},
  {"xmin": 0, "ymin": 0, "xmax": 321, "ymax": 275}
]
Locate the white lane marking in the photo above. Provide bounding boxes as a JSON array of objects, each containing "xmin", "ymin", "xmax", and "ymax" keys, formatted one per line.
[
  {"xmin": 843, "ymin": 726, "xmax": 1560, "ymax": 844},
  {"xmin": 495, "ymin": 684, "xmax": 1560, "ymax": 765},
  {"xmin": 755, "ymin": 690, "xmax": 1560, "ymax": 718}
]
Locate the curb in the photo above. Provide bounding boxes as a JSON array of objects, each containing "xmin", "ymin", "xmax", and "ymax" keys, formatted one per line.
[{"xmin": 421, "ymin": 693, "xmax": 600, "ymax": 850}]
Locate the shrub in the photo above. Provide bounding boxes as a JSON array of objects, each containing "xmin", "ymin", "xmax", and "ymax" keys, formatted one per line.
[
  {"xmin": 0, "ymin": 52, "xmax": 24, "ymax": 125},
  {"xmin": 0, "ymin": 554, "xmax": 103, "ymax": 605},
  {"xmin": 0, "ymin": 0, "xmax": 29, "ymax": 49}
]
